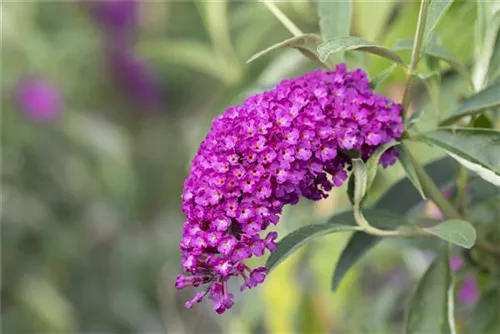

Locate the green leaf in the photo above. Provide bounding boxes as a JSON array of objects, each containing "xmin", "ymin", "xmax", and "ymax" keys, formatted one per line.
[
  {"xmin": 346, "ymin": 173, "xmax": 355, "ymax": 206},
  {"xmin": 423, "ymin": 0, "xmax": 455, "ymax": 46},
  {"xmin": 439, "ymin": 81, "xmax": 500, "ymax": 125},
  {"xmin": 365, "ymin": 141, "xmax": 399, "ymax": 192},
  {"xmin": 467, "ymin": 289, "xmax": 499, "ymax": 334},
  {"xmin": 317, "ymin": 36, "xmax": 405, "ymax": 66},
  {"xmin": 317, "ymin": 1, "xmax": 352, "ymax": 42},
  {"xmin": 416, "ymin": 128, "xmax": 500, "ymax": 186},
  {"xmin": 369, "ymin": 64, "xmax": 398, "ymax": 90},
  {"xmin": 424, "ymin": 220, "xmax": 476, "ymax": 249},
  {"xmin": 247, "ymin": 34, "xmax": 323, "ymax": 65},
  {"xmin": 352, "ymin": 158, "xmax": 368, "ymax": 204},
  {"xmin": 331, "ymin": 209, "xmax": 408, "ymax": 290},
  {"xmin": 397, "ymin": 143, "xmax": 426, "ymax": 200},
  {"xmin": 404, "ymin": 254, "xmax": 455, "ymax": 334},
  {"xmin": 266, "ymin": 222, "xmax": 358, "ymax": 273}
]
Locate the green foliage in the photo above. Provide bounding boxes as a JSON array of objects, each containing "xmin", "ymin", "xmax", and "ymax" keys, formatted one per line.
[
  {"xmin": 424, "ymin": 220, "xmax": 476, "ymax": 248},
  {"xmin": 365, "ymin": 142, "xmax": 399, "ymax": 192},
  {"xmin": 404, "ymin": 253, "xmax": 455, "ymax": 334},
  {"xmin": 416, "ymin": 128, "xmax": 500, "ymax": 186}
]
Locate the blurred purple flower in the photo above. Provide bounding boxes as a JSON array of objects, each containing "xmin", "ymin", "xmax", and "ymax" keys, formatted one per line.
[
  {"xmin": 92, "ymin": 0, "xmax": 138, "ymax": 34},
  {"xmin": 108, "ymin": 43, "xmax": 163, "ymax": 110},
  {"xmin": 15, "ymin": 77, "xmax": 63, "ymax": 122},
  {"xmin": 458, "ymin": 275, "xmax": 480, "ymax": 304},
  {"xmin": 450, "ymin": 255, "xmax": 480, "ymax": 304}
]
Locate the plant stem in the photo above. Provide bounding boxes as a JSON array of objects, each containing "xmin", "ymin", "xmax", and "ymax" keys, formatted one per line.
[
  {"xmin": 402, "ymin": 0, "xmax": 430, "ymax": 113},
  {"xmin": 353, "ymin": 204, "xmax": 427, "ymax": 237},
  {"xmin": 406, "ymin": 149, "xmax": 462, "ymax": 219},
  {"xmin": 260, "ymin": 0, "xmax": 303, "ymax": 37}
]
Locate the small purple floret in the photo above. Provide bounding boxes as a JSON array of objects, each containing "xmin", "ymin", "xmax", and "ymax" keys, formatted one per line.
[{"xmin": 176, "ymin": 64, "xmax": 404, "ymax": 313}]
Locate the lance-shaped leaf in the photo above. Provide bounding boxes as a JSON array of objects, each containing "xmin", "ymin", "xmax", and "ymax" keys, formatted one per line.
[
  {"xmin": 439, "ymin": 81, "xmax": 500, "ymax": 125},
  {"xmin": 365, "ymin": 141, "xmax": 399, "ymax": 192},
  {"xmin": 424, "ymin": 220, "xmax": 476, "ymax": 249},
  {"xmin": 247, "ymin": 34, "xmax": 323, "ymax": 65},
  {"xmin": 317, "ymin": 36, "xmax": 405, "ymax": 66},
  {"xmin": 266, "ymin": 223, "xmax": 358, "ymax": 273},
  {"xmin": 397, "ymin": 142, "xmax": 426, "ymax": 200},
  {"xmin": 423, "ymin": 0, "xmax": 455, "ymax": 46},
  {"xmin": 317, "ymin": 0, "xmax": 352, "ymax": 60},
  {"xmin": 417, "ymin": 128, "xmax": 500, "ymax": 186},
  {"xmin": 404, "ymin": 254, "xmax": 455, "ymax": 334}
]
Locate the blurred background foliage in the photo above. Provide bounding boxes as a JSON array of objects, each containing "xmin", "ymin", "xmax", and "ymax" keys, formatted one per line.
[{"xmin": 1, "ymin": 1, "xmax": 494, "ymax": 333}]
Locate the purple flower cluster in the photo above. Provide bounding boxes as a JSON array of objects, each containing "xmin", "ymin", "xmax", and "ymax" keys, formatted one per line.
[{"xmin": 176, "ymin": 64, "xmax": 403, "ymax": 313}]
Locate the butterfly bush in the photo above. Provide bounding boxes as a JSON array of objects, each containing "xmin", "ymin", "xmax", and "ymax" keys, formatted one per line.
[{"xmin": 176, "ymin": 64, "xmax": 404, "ymax": 313}]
